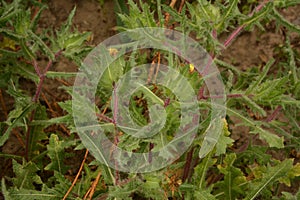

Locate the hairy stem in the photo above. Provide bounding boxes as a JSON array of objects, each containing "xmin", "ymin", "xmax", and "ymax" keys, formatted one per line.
[
  {"xmin": 223, "ymin": 0, "xmax": 269, "ymax": 48},
  {"xmin": 25, "ymin": 50, "xmax": 63, "ymax": 160}
]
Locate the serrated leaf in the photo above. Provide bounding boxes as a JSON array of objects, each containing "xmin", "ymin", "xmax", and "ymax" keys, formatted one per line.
[
  {"xmin": 215, "ymin": 118, "xmax": 234, "ymax": 156},
  {"xmin": 246, "ymin": 58, "xmax": 274, "ymax": 95},
  {"xmin": 281, "ymin": 190, "xmax": 300, "ymax": 200},
  {"xmin": 19, "ymin": 38, "xmax": 35, "ymax": 60},
  {"xmin": 180, "ymin": 183, "xmax": 216, "ymax": 200},
  {"xmin": 252, "ymin": 77, "xmax": 288, "ymax": 103},
  {"xmin": 0, "ymin": 0, "xmax": 21, "ymax": 23},
  {"xmin": 30, "ymin": 5, "xmax": 47, "ymax": 31},
  {"xmin": 194, "ymin": 190, "xmax": 216, "ymax": 200},
  {"xmin": 215, "ymin": 153, "xmax": 248, "ymax": 200},
  {"xmin": 108, "ymin": 180, "xmax": 140, "ymax": 199},
  {"xmin": 3, "ymin": 188, "xmax": 60, "ymax": 200},
  {"xmin": 28, "ymin": 30, "xmax": 54, "ymax": 60},
  {"xmin": 272, "ymin": 8, "xmax": 300, "ymax": 34},
  {"xmin": 216, "ymin": 0, "xmax": 240, "ymax": 31},
  {"xmin": 238, "ymin": 146, "xmax": 271, "ymax": 165},
  {"xmin": 15, "ymin": 62, "xmax": 39, "ymax": 83},
  {"xmin": 245, "ymin": 159, "xmax": 294, "ymax": 200},
  {"xmin": 99, "ymin": 56, "xmax": 125, "ymax": 92},
  {"xmin": 61, "ymin": 7, "xmax": 76, "ymax": 35},
  {"xmin": 0, "ymin": 28, "xmax": 23, "ymax": 40},
  {"xmin": 278, "ymin": 163, "xmax": 300, "ymax": 187},
  {"xmin": 242, "ymin": 2, "xmax": 273, "ymax": 27},
  {"xmin": 63, "ymin": 32, "xmax": 91, "ymax": 49},
  {"xmin": 44, "ymin": 134, "xmax": 73, "ymax": 173},
  {"xmin": 241, "ymin": 95, "xmax": 266, "ymax": 117},
  {"xmin": 1, "ymin": 179, "xmax": 11, "ymax": 200},
  {"xmin": 27, "ymin": 105, "xmax": 48, "ymax": 160},
  {"xmin": 15, "ymin": 10, "xmax": 31, "ymax": 35},
  {"xmin": 226, "ymin": 107, "xmax": 284, "ymax": 148},
  {"xmin": 12, "ymin": 159, "xmax": 42, "ymax": 189},
  {"xmin": 0, "ymin": 102, "xmax": 36, "ymax": 147}
]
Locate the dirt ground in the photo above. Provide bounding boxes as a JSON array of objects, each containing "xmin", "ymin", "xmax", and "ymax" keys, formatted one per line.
[{"xmin": 0, "ymin": 0, "xmax": 300, "ymax": 198}]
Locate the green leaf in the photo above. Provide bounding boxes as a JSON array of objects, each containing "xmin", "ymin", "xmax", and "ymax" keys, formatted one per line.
[
  {"xmin": 180, "ymin": 183, "xmax": 216, "ymax": 200},
  {"xmin": 285, "ymin": 35, "xmax": 298, "ymax": 84},
  {"xmin": 108, "ymin": 180, "xmax": 140, "ymax": 199},
  {"xmin": 238, "ymin": 146, "xmax": 272, "ymax": 165},
  {"xmin": 241, "ymin": 95, "xmax": 266, "ymax": 117},
  {"xmin": 19, "ymin": 38, "xmax": 35, "ymax": 60},
  {"xmin": 272, "ymin": 8, "xmax": 300, "ymax": 34},
  {"xmin": 98, "ymin": 56, "xmax": 125, "ymax": 92},
  {"xmin": 244, "ymin": 159, "xmax": 294, "ymax": 200},
  {"xmin": 193, "ymin": 152, "xmax": 217, "ymax": 189},
  {"xmin": 216, "ymin": 0, "xmax": 240, "ymax": 31},
  {"xmin": 28, "ymin": 30, "xmax": 54, "ymax": 60},
  {"xmin": 3, "ymin": 188, "xmax": 60, "ymax": 200},
  {"xmin": 14, "ymin": 62, "xmax": 39, "ymax": 83},
  {"xmin": 14, "ymin": 9, "xmax": 31, "ymax": 36},
  {"xmin": 246, "ymin": 58, "xmax": 274, "ymax": 95},
  {"xmin": 117, "ymin": 0, "xmax": 157, "ymax": 29},
  {"xmin": 215, "ymin": 119, "xmax": 234, "ymax": 156},
  {"xmin": 278, "ymin": 163, "xmax": 300, "ymax": 187},
  {"xmin": 61, "ymin": 7, "xmax": 76, "ymax": 35},
  {"xmin": 137, "ymin": 175, "xmax": 165, "ymax": 200},
  {"xmin": 2, "ymin": 178, "xmax": 11, "ymax": 200},
  {"xmin": 0, "ymin": 0, "xmax": 21, "ymax": 23},
  {"xmin": 214, "ymin": 153, "xmax": 248, "ymax": 200},
  {"xmin": 226, "ymin": 107, "xmax": 284, "ymax": 148},
  {"xmin": 44, "ymin": 134, "xmax": 74, "ymax": 173},
  {"xmin": 64, "ymin": 32, "xmax": 91, "ymax": 49},
  {"xmin": 27, "ymin": 105, "xmax": 48, "ymax": 160},
  {"xmin": 0, "ymin": 102, "xmax": 36, "ymax": 147},
  {"xmin": 30, "ymin": 5, "xmax": 47, "ymax": 31},
  {"xmin": 242, "ymin": 2, "xmax": 273, "ymax": 27},
  {"xmin": 12, "ymin": 159, "xmax": 42, "ymax": 189},
  {"xmin": 0, "ymin": 28, "xmax": 23, "ymax": 40},
  {"xmin": 281, "ymin": 190, "xmax": 300, "ymax": 200}
]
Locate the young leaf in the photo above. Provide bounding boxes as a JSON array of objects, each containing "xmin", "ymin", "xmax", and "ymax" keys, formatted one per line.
[
  {"xmin": 44, "ymin": 134, "xmax": 74, "ymax": 174},
  {"xmin": 215, "ymin": 118, "xmax": 234, "ymax": 156}
]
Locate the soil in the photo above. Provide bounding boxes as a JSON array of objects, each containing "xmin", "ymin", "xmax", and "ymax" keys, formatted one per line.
[{"xmin": 0, "ymin": 0, "xmax": 300, "ymax": 199}]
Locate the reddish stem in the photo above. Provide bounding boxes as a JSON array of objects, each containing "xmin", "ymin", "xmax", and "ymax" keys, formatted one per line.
[
  {"xmin": 95, "ymin": 113, "xmax": 115, "ymax": 123},
  {"xmin": 223, "ymin": 0, "xmax": 269, "ymax": 48},
  {"xmin": 25, "ymin": 50, "xmax": 63, "ymax": 160},
  {"xmin": 265, "ymin": 105, "xmax": 282, "ymax": 122},
  {"xmin": 112, "ymin": 83, "xmax": 120, "ymax": 185}
]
